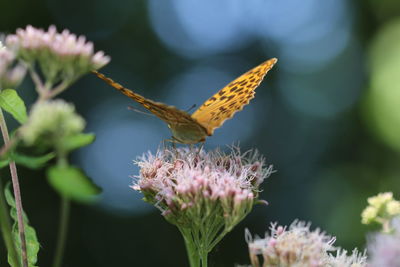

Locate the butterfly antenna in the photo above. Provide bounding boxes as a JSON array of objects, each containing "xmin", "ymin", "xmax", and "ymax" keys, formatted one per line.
[
  {"xmin": 186, "ymin": 104, "xmax": 197, "ymax": 112},
  {"xmin": 127, "ymin": 106, "xmax": 155, "ymax": 117}
]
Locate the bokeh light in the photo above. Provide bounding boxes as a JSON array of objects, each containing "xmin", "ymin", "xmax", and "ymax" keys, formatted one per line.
[
  {"xmin": 277, "ymin": 42, "xmax": 364, "ymax": 119},
  {"xmin": 364, "ymin": 18, "xmax": 400, "ymax": 151},
  {"xmin": 148, "ymin": 0, "xmax": 251, "ymax": 58},
  {"xmin": 77, "ymin": 97, "xmax": 164, "ymax": 214}
]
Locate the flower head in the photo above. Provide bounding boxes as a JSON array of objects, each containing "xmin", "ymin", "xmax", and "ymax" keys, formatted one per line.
[
  {"xmin": 134, "ymin": 146, "xmax": 272, "ymax": 256},
  {"xmin": 245, "ymin": 220, "xmax": 367, "ymax": 267},
  {"xmin": 361, "ymin": 192, "xmax": 400, "ymax": 232},
  {"xmin": 6, "ymin": 25, "xmax": 109, "ymax": 73},
  {"xmin": 0, "ymin": 41, "xmax": 26, "ymax": 89},
  {"xmin": 367, "ymin": 217, "xmax": 400, "ymax": 267},
  {"xmin": 6, "ymin": 25, "xmax": 110, "ymax": 98},
  {"xmin": 20, "ymin": 99, "xmax": 85, "ymax": 148},
  {"xmin": 134, "ymin": 147, "xmax": 271, "ymax": 221}
]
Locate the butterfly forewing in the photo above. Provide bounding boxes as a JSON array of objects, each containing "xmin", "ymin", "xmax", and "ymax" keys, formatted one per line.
[
  {"xmin": 191, "ymin": 58, "xmax": 277, "ymax": 135},
  {"xmin": 92, "ymin": 70, "xmax": 195, "ymax": 125}
]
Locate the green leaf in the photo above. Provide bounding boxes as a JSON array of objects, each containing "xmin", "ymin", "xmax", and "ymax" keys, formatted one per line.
[
  {"xmin": 0, "ymin": 89, "xmax": 28, "ymax": 124},
  {"xmin": 11, "ymin": 152, "xmax": 55, "ymax": 169},
  {"xmin": 47, "ymin": 165, "xmax": 100, "ymax": 203},
  {"xmin": 5, "ymin": 183, "xmax": 39, "ymax": 267},
  {"xmin": 0, "ymin": 158, "xmax": 10, "ymax": 168},
  {"xmin": 61, "ymin": 133, "xmax": 95, "ymax": 152}
]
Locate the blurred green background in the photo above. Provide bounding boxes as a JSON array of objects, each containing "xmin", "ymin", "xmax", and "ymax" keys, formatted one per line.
[{"xmin": 1, "ymin": 0, "xmax": 400, "ymax": 266}]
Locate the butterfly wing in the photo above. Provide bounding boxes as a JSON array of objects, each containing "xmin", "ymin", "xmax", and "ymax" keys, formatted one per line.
[
  {"xmin": 92, "ymin": 70, "xmax": 196, "ymax": 126},
  {"xmin": 191, "ymin": 58, "xmax": 277, "ymax": 135}
]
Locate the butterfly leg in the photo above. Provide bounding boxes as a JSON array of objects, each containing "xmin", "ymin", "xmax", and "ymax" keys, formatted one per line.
[
  {"xmin": 198, "ymin": 141, "xmax": 205, "ymax": 153},
  {"xmin": 170, "ymin": 137, "xmax": 178, "ymax": 150},
  {"xmin": 162, "ymin": 139, "xmax": 170, "ymax": 150},
  {"xmin": 162, "ymin": 138, "xmax": 176, "ymax": 150},
  {"xmin": 165, "ymin": 136, "xmax": 180, "ymax": 157},
  {"xmin": 195, "ymin": 141, "xmax": 205, "ymax": 157},
  {"xmin": 161, "ymin": 138, "xmax": 180, "ymax": 158},
  {"xmin": 189, "ymin": 144, "xmax": 194, "ymax": 154}
]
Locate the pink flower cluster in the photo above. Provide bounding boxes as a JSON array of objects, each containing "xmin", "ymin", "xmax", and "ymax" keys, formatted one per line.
[
  {"xmin": 6, "ymin": 25, "xmax": 110, "ymax": 70},
  {"xmin": 133, "ymin": 147, "xmax": 272, "ymax": 220},
  {"xmin": 0, "ymin": 42, "xmax": 26, "ymax": 89}
]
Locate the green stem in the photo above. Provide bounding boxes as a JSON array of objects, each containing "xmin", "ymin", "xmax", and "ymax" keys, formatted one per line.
[
  {"xmin": 207, "ymin": 209, "xmax": 251, "ymax": 251},
  {"xmin": 46, "ymin": 80, "xmax": 71, "ymax": 100},
  {"xmin": 52, "ymin": 196, "xmax": 70, "ymax": 267},
  {"xmin": 27, "ymin": 65, "xmax": 45, "ymax": 95},
  {"xmin": 179, "ymin": 227, "xmax": 200, "ymax": 267},
  {"xmin": 207, "ymin": 229, "xmax": 229, "ymax": 252},
  {"xmin": 0, "ymin": 135, "xmax": 18, "ymax": 158},
  {"xmin": 179, "ymin": 226, "xmax": 211, "ymax": 267},
  {"xmin": 56, "ymin": 153, "xmax": 68, "ymax": 167},
  {"xmin": 0, "ymin": 108, "xmax": 28, "ymax": 267},
  {"xmin": 200, "ymin": 250, "xmax": 208, "ymax": 267},
  {"xmin": 0, "ymin": 177, "xmax": 20, "ymax": 267}
]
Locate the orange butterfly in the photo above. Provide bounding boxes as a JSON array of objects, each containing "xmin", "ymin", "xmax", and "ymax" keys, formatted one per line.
[{"xmin": 93, "ymin": 58, "xmax": 277, "ymax": 144}]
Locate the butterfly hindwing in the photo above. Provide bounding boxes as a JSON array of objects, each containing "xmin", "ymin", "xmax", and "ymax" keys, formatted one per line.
[{"xmin": 191, "ymin": 58, "xmax": 277, "ymax": 135}]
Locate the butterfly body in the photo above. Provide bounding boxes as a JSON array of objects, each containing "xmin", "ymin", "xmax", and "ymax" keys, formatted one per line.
[
  {"xmin": 168, "ymin": 118, "xmax": 208, "ymax": 144},
  {"xmin": 92, "ymin": 58, "xmax": 277, "ymax": 144}
]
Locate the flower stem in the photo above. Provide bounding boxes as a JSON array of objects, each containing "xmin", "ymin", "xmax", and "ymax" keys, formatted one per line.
[
  {"xmin": 27, "ymin": 64, "xmax": 45, "ymax": 94},
  {"xmin": 179, "ymin": 226, "xmax": 212, "ymax": 267},
  {"xmin": 0, "ymin": 177, "xmax": 20, "ymax": 267},
  {"xmin": 0, "ymin": 135, "xmax": 18, "ymax": 157},
  {"xmin": 52, "ymin": 195, "xmax": 70, "ymax": 267},
  {"xmin": 47, "ymin": 79, "xmax": 72, "ymax": 99},
  {"xmin": 179, "ymin": 227, "xmax": 201, "ymax": 267},
  {"xmin": 0, "ymin": 108, "xmax": 28, "ymax": 267},
  {"xmin": 200, "ymin": 251, "xmax": 208, "ymax": 267}
]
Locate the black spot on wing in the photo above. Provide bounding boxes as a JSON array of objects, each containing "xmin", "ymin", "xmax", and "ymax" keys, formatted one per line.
[{"xmin": 229, "ymin": 86, "xmax": 238, "ymax": 92}]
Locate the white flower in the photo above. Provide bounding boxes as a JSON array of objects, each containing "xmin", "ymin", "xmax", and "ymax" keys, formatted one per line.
[
  {"xmin": 368, "ymin": 192, "xmax": 394, "ymax": 207},
  {"xmin": 367, "ymin": 217, "xmax": 400, "ymax": 267},
  {"xmin": 21, "ymin": 99, "xmax": 85, "ymax": 147},
  {"xmin": 245, "ymin": 220, "xmax": 366, "ymax": 267},
  {"xmin": 329, "ymin": 249, "xmax": 367, "ymax": 267},
  {"xmin": 361, "ymin": 192, "xmax": 400, "ymax": 232}
]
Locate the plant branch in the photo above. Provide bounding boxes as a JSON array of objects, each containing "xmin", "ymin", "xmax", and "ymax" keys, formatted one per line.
[
  {"xmin": 27, "ymin": 65, "xmax": 45, "ymax": 94},
  {"xmin": 46, "ymin": 79, "xmax": 72, "ymax": 100},
  {"xmin": 0, "ymin": 108, "xmax": 28, "ymax": 267}
]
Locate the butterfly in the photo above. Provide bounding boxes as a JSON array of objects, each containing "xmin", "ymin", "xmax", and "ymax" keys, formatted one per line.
[{"xmin": 92, "ymin": 58, "xmax": 277, "ymax": 144}]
